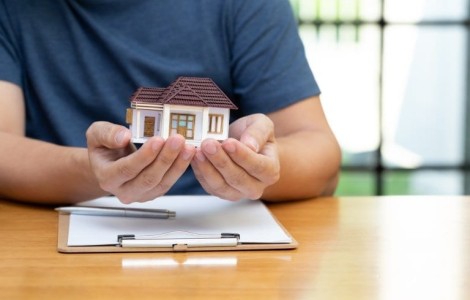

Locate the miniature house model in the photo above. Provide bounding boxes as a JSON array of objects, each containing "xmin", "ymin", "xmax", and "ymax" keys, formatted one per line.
[{"xmin": 126, "ymin": 77, "xmax": 238, "ymax": 146}]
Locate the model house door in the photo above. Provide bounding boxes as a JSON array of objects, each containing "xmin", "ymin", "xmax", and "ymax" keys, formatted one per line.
[
  {"xmin": 170, "ymin": 113, "xmax": 195, "ymax": 139},
  {"xmin": 144, "ymin": 116, "xmax": 155, "ymax": 137}
]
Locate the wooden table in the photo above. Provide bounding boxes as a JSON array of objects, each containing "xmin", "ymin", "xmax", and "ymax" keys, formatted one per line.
[{"xmin": 1, "ymin": 196, "xmax": 469, "ymax": 299}]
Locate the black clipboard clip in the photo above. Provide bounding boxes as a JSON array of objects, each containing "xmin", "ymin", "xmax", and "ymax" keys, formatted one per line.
[{"xmin": 117, "ymin": 231, "xmax": 240, "ymax": 250}]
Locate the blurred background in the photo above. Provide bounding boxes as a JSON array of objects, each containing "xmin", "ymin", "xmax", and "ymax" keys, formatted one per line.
[{"xmin": 289, "ymin": 0, "xmax": 470, "ymax": 195}]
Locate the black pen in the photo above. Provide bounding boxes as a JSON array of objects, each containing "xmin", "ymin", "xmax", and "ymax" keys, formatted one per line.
[{"xmin": 55, "ymin": 206, "xmax": 176, "ymax": 219}]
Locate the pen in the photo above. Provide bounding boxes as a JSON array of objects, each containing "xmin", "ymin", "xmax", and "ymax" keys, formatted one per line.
[{"xmin": 55, "ymin": 206, "xmax": 176, "ymax": 219}]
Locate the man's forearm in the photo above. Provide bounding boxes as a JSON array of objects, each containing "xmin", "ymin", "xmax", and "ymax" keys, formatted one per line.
[
  {"xmin": 0, "ymin": 133, "xmax": 107, "ymax": 204},
  {"xmin": 261, "ymin": 130, "xmax": 341, "ymax": 202}
]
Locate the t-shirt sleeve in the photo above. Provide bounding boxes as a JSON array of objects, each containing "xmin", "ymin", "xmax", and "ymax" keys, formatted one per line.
[
  {"xmin": 0, "ymin": 1, "xmax": 22, "ymax": 87},
  {"xmin": 229, "ymin": 0, "xmax": 320, "ymax": 115}
]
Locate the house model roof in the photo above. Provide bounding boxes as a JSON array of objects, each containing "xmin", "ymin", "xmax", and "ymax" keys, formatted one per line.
[{"xmin": 130, "ymin": 77, "xmax": 238, "ymax": 109}]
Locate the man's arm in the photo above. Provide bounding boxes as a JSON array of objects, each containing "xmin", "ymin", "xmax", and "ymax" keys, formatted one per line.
[
  {"xmin": 0, "ymin": 82, "xmax": 196, "ymax": 205},
  {"xmin": 0, "ymin": 81, "xmax": 106, "ymax": 204},
  {"xmin": 191, "ymin": 95, "xmax": 341, "ymax": 202},
  {"xmin": 262, "ymin": 95, "xmax": 341, "ymax": 201}
]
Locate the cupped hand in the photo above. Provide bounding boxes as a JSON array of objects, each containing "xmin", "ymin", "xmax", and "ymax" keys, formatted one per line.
[
  {"xmin": 191, "ymin": 114, "xmax": 280, "ymax": 201},
  {"xmin": 86, "ymin": 121, "xmax": 196, "ymax": 203}
]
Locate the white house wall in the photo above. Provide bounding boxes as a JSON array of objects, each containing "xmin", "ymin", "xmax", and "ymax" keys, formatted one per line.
[
  {"xmin": 131, "ymin": 105, "xmax": 231, "ymax": 146},
  {"xmin": 131, "ymin": 109, "xmax": 162, "ymax": 143}
]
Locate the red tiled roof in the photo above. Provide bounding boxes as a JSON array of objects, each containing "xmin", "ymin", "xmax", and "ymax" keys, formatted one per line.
[
  {"xmin": 129, "ymin": 87, "xmax": 165, "ymax": 103},
  {"xmin": 129, "ymin": 77, "xmax": 238, "ymax": 109}
]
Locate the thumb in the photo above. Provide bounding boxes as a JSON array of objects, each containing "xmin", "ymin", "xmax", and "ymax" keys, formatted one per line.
[
  {"xmin": 238, "ymin": 114, "xmax": 274, "ymax": 153},
  {"xmin": 86, "ymin": 121, "xmax": 131, "ymax": 150}
]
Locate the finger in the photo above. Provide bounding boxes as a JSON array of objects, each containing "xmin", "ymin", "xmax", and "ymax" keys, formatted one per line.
[
  {"xmin": 129, "ymin": 144, "xmax": 197, "ymax": 203},
  {"xmin": 117, "ymin": 135, "xmax": 186, "ymax": 197},
  {"xmin": 191, "ymin": 154, "xmax": 245, "ymax": 201},
  {"xmin": 231, "ymin": 114, "xmax": 274, "ymax": 153},
  {"xmin": 94, "ymin": 137, "xmax": 165, "ymax": 193},
  {"xmin": 222, "ymin": 138, "xmax": 280, "ymax": 186},
  {"xmin": 86, "ymin": 121, "xmax": 131, "ymax": 150},
  {"xmin": 197, "ymin": 139, "xmax": 264, "ymax": 200}
]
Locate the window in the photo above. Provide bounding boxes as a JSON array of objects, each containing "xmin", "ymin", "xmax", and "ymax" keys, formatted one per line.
[
  {"xmin": 170, "ymin": 113, "xmax": 195, "ymax": 139},
  {"xmin": 290, "ymin": 0, "xmax": 470, "ymax": 195},
  {"xmin": 208, "ymin": 114, "xmax": 224, "ymax": 134}
]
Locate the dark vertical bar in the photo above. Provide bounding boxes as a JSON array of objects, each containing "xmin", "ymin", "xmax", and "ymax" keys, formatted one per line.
[
  {"xmin": 376, "ymin": 0, "xmax": 386, "ymax": 195},
  {"xmin": 465, "ymin": 1, "xmax": 470, "ymax": 194}
]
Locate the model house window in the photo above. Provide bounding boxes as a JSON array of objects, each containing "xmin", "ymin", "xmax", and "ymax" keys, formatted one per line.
[
  {"xmin": 144, "ymin": 116, "xmax": 155, "ymax": 137},
  {"xmin": 208, "ymin": 114, "xmax": 224, "ymax": 134},
  {"xmin": 170, "ymin": 113, "xmax": 195, "ymax": 139}
]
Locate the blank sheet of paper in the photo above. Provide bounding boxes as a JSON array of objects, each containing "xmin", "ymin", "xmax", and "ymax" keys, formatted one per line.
[{"xmin": 67, "ymin": 195, "xmax": 292, "ymax": 246}]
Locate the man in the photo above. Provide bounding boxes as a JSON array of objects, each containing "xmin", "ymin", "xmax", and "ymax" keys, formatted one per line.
[{"xmin": 0, "ymin": 0, "xmax": 340, "ymax": 204}]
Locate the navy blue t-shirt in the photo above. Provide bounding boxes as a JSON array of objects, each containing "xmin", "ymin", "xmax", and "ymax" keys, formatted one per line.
[{"xmin": 0, "ymin": 0, "xmax": 320, "ymax": 194}]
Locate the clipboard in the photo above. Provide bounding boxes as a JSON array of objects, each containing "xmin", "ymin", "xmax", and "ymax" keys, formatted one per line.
[{"xmin": 57, "ymin": 196, "xmax": 298, "ymax": 253}]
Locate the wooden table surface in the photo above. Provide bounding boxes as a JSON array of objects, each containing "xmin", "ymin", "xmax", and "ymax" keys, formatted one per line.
[{"xmin": 1, "ymin": 196, "xmax": 469, "ymax": 300}]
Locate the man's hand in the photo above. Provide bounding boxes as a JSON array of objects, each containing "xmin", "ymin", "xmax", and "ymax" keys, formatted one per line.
[
  {"xmin": 191, "ymin": 114, "xmax": 280, "ymax": 201},
  {"xmin": 86, "ymin": 121, "xmax": 196, "ymax": 204}
]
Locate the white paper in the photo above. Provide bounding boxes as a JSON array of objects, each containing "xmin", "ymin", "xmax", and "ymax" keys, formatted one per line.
[{"xmin": 66, "ymin": 195, "xmax": 292, "ymax": 246}]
